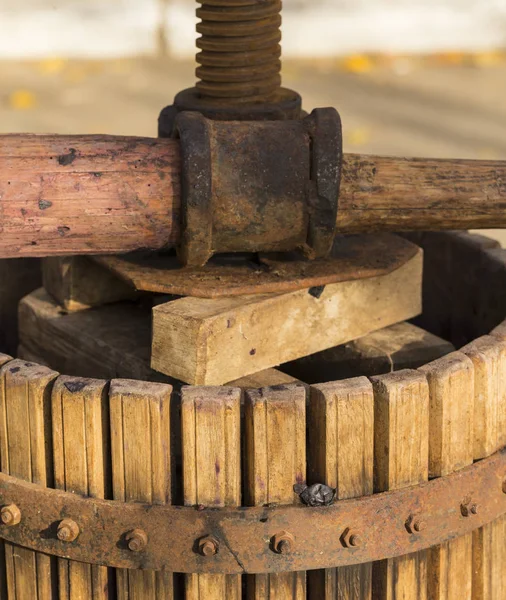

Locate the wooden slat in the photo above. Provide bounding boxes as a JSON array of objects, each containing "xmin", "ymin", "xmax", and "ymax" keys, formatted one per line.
[
  {"xmin": 110, "ymin": 379, "xmax": 173, "ymax": 600},
  {"xmin": 419, "ymin": 353, "xmax": 474, "ymax": 600},
  {"xmin": 282, "ymin": 322, "xmax": 454, "ymax": 384},
  {"xmin": 52, "ymin": 375, "xmax": 111, "ymax": 599},
  {"xmin": 308, "ymin": 377, "xmax": 374, "ymax": 599},
  {"xmin": 43, "ymin": 256, "xmax": 136, "ymax": 311},
  {"xmin": 0, "ymin": 359, "xmax": 58, "ymax": 600},
  {"xmin": 370, "ymin": 370, "xmax": 429, "ymax": 600},
  {"xmin": 152, "ymin": 248, "xmax": 422, "ymax": 385},
  {"xmin": 181, "ymin": 386, "xmax": 242, "ymax": 600},
  {"xmin": 0, "ymin": 354, "xmax": 12, "ymax": 367},
  {"xmin": 461, "ymin": 335, "xmax": 506, "ymax": 600},
  {"xmin": 244, "ymin": 384, "xmax": 306, "ymax": 599}
]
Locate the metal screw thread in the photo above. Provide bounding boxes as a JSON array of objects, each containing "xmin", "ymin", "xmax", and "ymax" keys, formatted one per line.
[{"xmin": 195, "ymin": 0, "xmax": 282, "ymax": 103}]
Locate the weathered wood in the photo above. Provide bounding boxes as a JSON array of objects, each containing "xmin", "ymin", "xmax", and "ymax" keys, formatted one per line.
[
  {"xmin": 52, "ymin": 376, "xmax": 111, "ymax": 599},
  {"xmin": 339, "ymin": 155, "xmax": 506, "ymax": 234},
  {"xmin": 18, "ymin": 288, "xmax": 174, "ymax": 384},
  {"xmin": 109, "ymin": 379, "xmax": 173, "ymax": 599},
  {"xmin": 370, "ymin": 370, "xmax": 429, "ymax": 600},
  {"xmin": 462, "ymin": 334, "xmax": 506, "ymax": 600},
  {"xmin": 181, "ymin": 386, "xmax": 241, "ymax": 600},
  {"xmin": 244, "ymin": 384, "xmax": 307, "ymax": 599},
  {"xmin": 228, "ymin": 369, "xmax": 301, "ymax": 389},
  {"xmin": 152, "ymin": 249, "xmax": 423, "ymax": 385},
  {"xmin": 282, "ymin": 321, "xmax": 454, "ymax": 384},
  {"xmin": 0, "ymin": 360, "xmax": 58, "ymax": 600},
  {"xmin": 0, "ymin": 258, "xmax": 41, "ymax": 354},
  {"xmin": 419, "ymin": 353, "xmax": 474, "ymax": 600},
  {"xmin": 43, "ymin": 256, "xmax": 136, "ymax": 311},
  {"xmin": 0, "ymin": 134, "xmax": 506, "ymax": 259},
  {"xmin": 0, "ymin": 134, "xmax": 180, "ymax": 258},
  {"xmin": 308, "ymin": 377, "xmax": 374, "ymax": 599}
]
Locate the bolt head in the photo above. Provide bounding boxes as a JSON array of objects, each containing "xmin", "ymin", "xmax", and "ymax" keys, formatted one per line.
[
  {"xmin": 348, "ymin": 534, "xmax": 362, "ymax": 547},
  {"xmin": 198, "ymin": 536, "xmax": 219, "ymax": 557},
  {"xmin": 57, "ymin": 519, "xmax": 80, "ymax": 542},
  {"xmin": 0, "ymin": 504, "xmax": 21, "ymax": 527},
  {"xmin": 340, "ymin": 527, "xmax": 363, "ymax": 548},
  {"xmin": 272, "ymin": 530, "xmax": 295, "ymax": 554},
  {"xmin": 461, "ymin": 502, "xmax": 478, "ymax": 518},
  {"xmin": 126, "ymin": 529, "xmax": 148, "ymax": 552}
]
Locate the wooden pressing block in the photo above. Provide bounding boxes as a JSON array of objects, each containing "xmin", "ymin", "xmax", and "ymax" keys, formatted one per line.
[
  {"xmin": 151, "ymin": 247, "xmax": 423, "ymax": 385},
  {"xmin": 281, "ymin": 321, "xmax": 454, "ymax": 384},
  {"xmin": 43, "ymin": 256, "xmax": 137, "ymax": 312}
]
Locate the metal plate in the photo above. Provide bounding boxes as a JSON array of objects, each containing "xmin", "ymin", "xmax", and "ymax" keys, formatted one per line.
[
  {"xmin": 0, "ymin": 449, "xmax": 504, "ymax": 574},
  {"xmin": 94, "ymin": 233, "xmax": 419, "ymax": 298}
]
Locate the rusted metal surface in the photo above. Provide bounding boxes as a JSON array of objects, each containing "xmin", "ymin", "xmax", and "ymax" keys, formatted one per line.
[
  {"xmin": 95, "ymin": 233, "xmax": 418, "ymax": 298},
  {"xmin": 174, "ymin": 108, "xmax": 341, "ymax": 266},
  {"xmin": 0, "ymin": 448, "xmax": 504, "ymax": 574},
  {"xmin": 158, "ymin": 0, "xmax": 302, "ymax": 135}
]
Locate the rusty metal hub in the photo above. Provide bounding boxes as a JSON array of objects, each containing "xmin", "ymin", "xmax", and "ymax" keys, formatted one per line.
[{"xmin": 0, "ymin": 448, "xmax": 504, "ymax": 574}]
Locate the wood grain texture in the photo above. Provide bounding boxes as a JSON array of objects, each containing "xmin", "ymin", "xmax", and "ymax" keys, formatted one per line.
[
  {"xmin": 370, "ymin": 370, "xmax": 429, "ymax": 600},
  {"xmin": 181, "ymin": 386, "xmax": 242, "ymax": 600},
  {"xmin": 0, "ymin": 134, "xmax": 180, "ymax": 258},
  {"xmin": 462, "ymin": 333, "xmax": 506, "ymax": 600},
  {"xmin": 282, "ymin": 321, "xmax": 454, "ymax": 384},
  {"xmin": 338, "ymin": 155, "xmax": 506, "ymax": 234},
  {"xmin": 18, "ymin": 288, "xmax": 174, "ymax": 383},
  {"xmin": 308, "ymin": 377, "xmax": 374, "ymax": 599},
  {"xmin": 52, "ymin": 375, "xmax": 111, "ymax": 600},
  {"xmin": 109, "ymin": 379, "xmax": 173, "ymax": 600},
  {"xmin": 43, "ymin": 256, "xmax": 136, "ymax": 311},
  {"xmin": 0, "ymin": 359, "xmax": 58, "ymax": 600},
  {"xmin": 152, "ymin": 249, "xmax": 423, "ymax": 385},
  {"xmin": 244, "ymin": 384, "xmax": 307, "ymax": 600},
  {"xmin": 419, "ymin": 353, "xmax": 474, "ymax": 600}
]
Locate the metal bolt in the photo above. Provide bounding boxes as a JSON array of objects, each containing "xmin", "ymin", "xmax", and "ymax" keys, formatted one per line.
[
  {"xmin": 341, "ymin": 527, "xmax": 363, "ymax": 548},
  {"xmin": 198, "ymin": 536, "xmax": 219, "ymax": 557},
  {"xmin": 126, "ymin": 529, "xmax": 148, "ymax": 552},
  {"xmin": 406, "ymin": 514, "xmax": 426, "ymax": 534},
  {"xmin": 57, "ymin": 519, "xmax": 80, "ymax": 542},
  {"xmin": 0, "ymin": 504, "xmax": 21, "ymax": 527},
  {"xmin": 461, "ymin": 502, "xmax": 479, "ymax": 518},
  {"xmin": 272, "ymin": 530, "xmax": 294, "ymax": 554}
]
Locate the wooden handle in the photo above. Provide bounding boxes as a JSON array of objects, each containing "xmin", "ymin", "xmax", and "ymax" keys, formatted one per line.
[
  {"xmin": 338, "ymin": 154, "xmax": 506, "ymax": 233},
  {"xmin": 0, "ymin": 134, "xmax": 181, "ymax": 258},
  {"xmin": 0, "ymin": 135, "xmax": 505, "ymax": 259}
]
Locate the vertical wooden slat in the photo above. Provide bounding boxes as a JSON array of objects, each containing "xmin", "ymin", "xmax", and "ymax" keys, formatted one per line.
[
  {"xmin": 370, "ymin": 370, "xmax": 429, "ymax": 600},
  {"xmin": 0, "ymin": 359, "xmax": 58, "ymax": 600},
  {"xmin": 52, "ymin": 375, "xmax": 111, "ymax": 599},
  {"xmin": 110, "ymin": 379, "xmax": 173, "ymax": 600},
  {"xmin": 461, "ymin": 335, "xmax": 506, "ymax": 600},
  {"xmin": 244, "ymin": 384, "xmax": 307, "ymax": 600},
  {"xmin": 419, "ymin": 353, "xmax": 474, "ymax": 600},
  {"xmin": 181, "ymin": 386, "xmax": 242, "ymax": 600},
  {"xmin": 308, "ymin": 377, "xmax": 374, "ymax": 599}
]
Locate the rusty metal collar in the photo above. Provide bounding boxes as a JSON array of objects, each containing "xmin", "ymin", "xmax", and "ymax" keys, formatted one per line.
[
  {"xmin": 175, "ymin": 108, "xmax": 342, "ymax": 267},
  {"xmin": 0, "ymin": 449, "xmax": 504, "ymax": 574}
]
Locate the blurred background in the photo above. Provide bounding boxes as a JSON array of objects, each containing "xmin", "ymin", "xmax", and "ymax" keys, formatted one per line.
[{"xmin": 1, "ymin": 0, "xmax": 506, "ymax": 238}]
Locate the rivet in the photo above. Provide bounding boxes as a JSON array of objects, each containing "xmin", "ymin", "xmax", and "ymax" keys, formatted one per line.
[
  {"xmin": 461, "ymin": 502, "xmax": 479, "ymax": 518},
  {"xmin": 0, "ymin": 504, "xmax": 21, "ymax": 527},
  {"xmin": 340, "ymin": 527, "xmax": 362, "ymax": 548},
  {"xmin": 126, "ymin": 529, "xmax": 148, "ymax": 552},
  {"xmin": 57, "ymin": 519, "xmax": 80, "ymax": 542},
  {"xmin": 272, "ymin": 530, "xmax": 294, "ymax": 554},
  {"xmin": 198, "ymin": 536, "xmax": 219, "ymax": 557}
]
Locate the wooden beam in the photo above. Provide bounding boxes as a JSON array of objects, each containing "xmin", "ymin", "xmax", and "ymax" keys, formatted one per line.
[
  {"xmin": 109, "ymin": 379, "xmax": 173, "ymax": 599},
  {"xmin": 419, "ymin": 353, "xmax": 474, "ymax": 600},
  {"xmin": 308, "ymin": 377, "xmax": 374, "ymax": 599},
  {"xmin": 371, "ymin": 370, "xmax": 429, "ymax": 600},
  {"xmin": 282, "ymin": 321, "xmax": 454, "ymax": 383},
  {"xmin": 43, "ymin": 256, "xmax": 136, "ymax": 311},
  {"xmin": 244, "ymin": 384, "xmax": 307, "ymax": 599},
  {"xmin": 152, "ymin": 248, "xmax": 423, "ymax": 385},
  {"xmin": 181, "ymin": 386, "xmax": 241, "ymax": 600}
]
